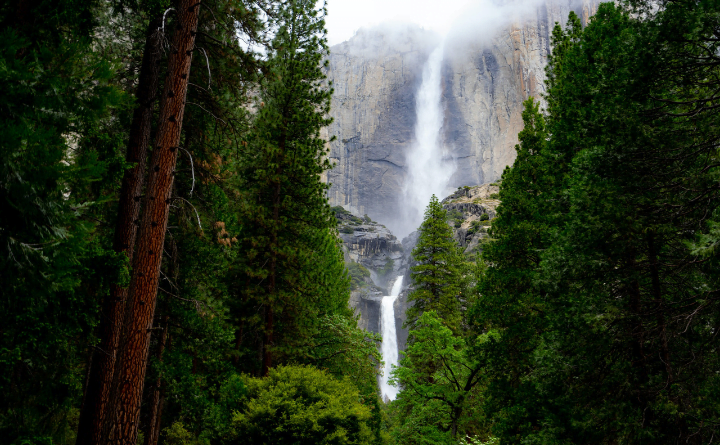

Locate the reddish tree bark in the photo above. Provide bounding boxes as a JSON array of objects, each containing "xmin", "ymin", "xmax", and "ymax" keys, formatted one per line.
[
  {"xmin": 143, "ymin": 315, "xmax": 169, "ymax": 445},
  {"xmin": 76, "ymin": 17, "xmax": 162, "ymax": 445},
  {"xmin": 104, "ymin": 1, "xmax": 201, "ymax": 443}
]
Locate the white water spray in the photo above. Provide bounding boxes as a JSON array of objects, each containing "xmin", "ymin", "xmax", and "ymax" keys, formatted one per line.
[
  {"xmin": 400, "ymin": 44, "xmax": 455, "ymax": 237},
  {"xmin": 380, "ymin": 275, "xmax": 404, "ymax": 401}
]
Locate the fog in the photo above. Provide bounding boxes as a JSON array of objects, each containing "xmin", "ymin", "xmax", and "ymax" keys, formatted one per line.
[{"xmin": 325, "ymin": 0, "xmax": 592, "ymax": 238}]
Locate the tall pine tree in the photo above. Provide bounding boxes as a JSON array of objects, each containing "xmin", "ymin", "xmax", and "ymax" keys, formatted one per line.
[
  {"xmin": 406, "ymin": 195, "xmax": 463, "ymax": 334},
  {"xmin": 231, "ymin": 0, "xmax": 349, "ymax": 376}
]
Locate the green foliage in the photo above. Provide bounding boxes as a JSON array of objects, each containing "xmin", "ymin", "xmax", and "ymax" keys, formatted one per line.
[
  {"xmin": 0, "ymin": 0, "xmax": 129, "ymax": 441},
  {"xmin": 231, "ymin": 0, "xmax": 352, "ymax": 371},
  {"xmin": 379, "ymin": 258, "xmax": 395, "ymax": 277},
  {"xmin": 447, "ymin": 209, "xmax": 464, "ymax": 228},
  {"xmin": 458, "ymin": 437, "xmax": 498, "ymax": 445},
  {"xmin": 347, "ymin": 262, "xmax": 371, "ymax": 290},
  {"xmin": 475, "ymin": 4, "xmax": 720, "ymax": 443},
  {"xmin": 230, "ymin": 365, "xmax": 374, "ymax": 445},
  {"xmin": 406, "ymin": 196, "xmax": 464, "ymax": 333},
  {"xmin": 479, "ymin": 214, "xmax": 489, "ymax": 222},
  {"xmin": 391, "ymin": 312, "xmax": 485, "ymax": 444}
]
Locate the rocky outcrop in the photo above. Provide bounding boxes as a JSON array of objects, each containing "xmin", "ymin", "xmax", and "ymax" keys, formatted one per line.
[
  {"xmin": 325, "ymin": 0, "xmax": 599, "ymax": 229},
  {"xmin": 442, "ymin": 183, "xmax": 500, "ymax": 255},
  {"xmin": 336, "ymin": 207, "xmax": 409, "ymax": 335}
]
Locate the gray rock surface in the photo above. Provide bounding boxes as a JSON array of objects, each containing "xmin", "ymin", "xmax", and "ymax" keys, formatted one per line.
[
  {"xmin": 443, "ymin": 184, "xmax": 500, "ymax": 255},
  {"xmin": 325, "ymin": 0, "xmax": 599, "ymax": 230},
  {"xmin": 336, "ymin": 208, "xmax": 410, "ymax": 335}
]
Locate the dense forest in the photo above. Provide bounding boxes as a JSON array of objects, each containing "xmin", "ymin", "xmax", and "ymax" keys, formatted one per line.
[{"xmin": 1, "ymin": 0, "xmax": 720, "ymax": 444}]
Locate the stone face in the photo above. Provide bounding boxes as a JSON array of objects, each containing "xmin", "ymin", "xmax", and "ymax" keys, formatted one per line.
[
  {"xmin": 442, "ymin": 184, "xmax": 501, "ymax": 255},
  {"xmin": 336, "ymin": 209, "xmax": 409, "ymax": 335},
  {"xmin": 326, "ymin": 25, "xmax": 438, "ymax": 225},
  {"xmin": 325, "ymin": 0, "xmax": 599, "ymax": 229}
]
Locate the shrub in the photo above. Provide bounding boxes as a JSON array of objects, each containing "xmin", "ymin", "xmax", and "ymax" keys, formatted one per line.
[
  {"xmin": 347, "ymin": 262, "xmax": 370, "ymax": 289},
  {"xmin": 480, "ymin": 213, "xmax": 489, "ymax": 221},
  {"xmin": 230, "ymin": 365, "xmax": 373, "ymax": 445}
]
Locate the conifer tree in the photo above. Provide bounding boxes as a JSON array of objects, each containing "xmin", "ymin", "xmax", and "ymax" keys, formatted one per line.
[
  {"xmin": 76, "ymin": 9, "xmax": 167, "ymax": 445},
  {"xmin": 0, "ymin": 0, "xmax": 127, "ymax": 441},
  {"xmin": 406, "ymin": 195, "xmax": 463, "ymax": 333},
  {"xmin": 232, "ymin": 0, "xmax": 345, "ymax": 376},
  {"xmin": 104, "ymin": 1, "xmax": 202, "ymax": 443},
  {"xmin": 475, "ymin": 5, "xmax": 720, "ymax": 443}
]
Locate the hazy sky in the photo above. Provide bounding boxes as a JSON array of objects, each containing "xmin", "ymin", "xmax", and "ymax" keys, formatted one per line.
[{"xmin": 325, "ymin": 0, "xmax": 475, "ymax": 45}]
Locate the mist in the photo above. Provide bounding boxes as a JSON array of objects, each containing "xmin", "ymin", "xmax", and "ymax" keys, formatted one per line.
[{"xmin": 326, "ymin": 0, "xmax": 592, "ymax": 239}]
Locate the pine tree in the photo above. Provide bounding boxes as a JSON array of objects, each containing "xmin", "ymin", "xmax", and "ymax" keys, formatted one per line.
[
  {"xmin": 104, "ymin": 1, "xmax": 202, "ymax": 443},
  {"xmin": 231, "ymin": 0, "xmax": 344, "ymax": 376},
  {"xmin": 406, "ymin": 195, "xmax": 463, "ymax": 333},
  {"xmin": 76, "ymin": 9, "xmax": 167, "ymax": 445},
  {"xmin": 0, "ymin": 0, "xmax": 127, "ymax": 441},
  {"xmin": 475, "ymin": 5, "xmax": 720, "ymax": 443},
  {"xmin": 473, "ymin": 97, "xmax": 551, "ymax": 411}
]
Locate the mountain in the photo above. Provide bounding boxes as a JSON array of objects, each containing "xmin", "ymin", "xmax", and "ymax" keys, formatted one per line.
[{"xmin": 324, "ymin": 0, "xmax": 600, "ymax": 233}]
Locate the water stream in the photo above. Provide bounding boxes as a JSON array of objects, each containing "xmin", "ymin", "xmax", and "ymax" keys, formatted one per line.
[
  {"xmin": 380, "ymin": 275, "xmax": 404, "ymax": 401},
  {"xmin": 400, "ymin": 44, "xmax": 455, "ymax": 237}
]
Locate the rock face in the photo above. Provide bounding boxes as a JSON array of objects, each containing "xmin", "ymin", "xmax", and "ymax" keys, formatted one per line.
[
  {"xmin": 325, "ymin": 0, "xmax": 599, "ymax": 230},
  {"xmin": 335, "ymin": 208, "xmax": 409, "ymax": 335},
  {"xmin": 442, "ymin": 184, "xmax": 501, "ymax": 255},
  {"xmin": 349, "ymin": 183, "xmax": 500, "ymax": 352},
  {"xmin": 326, "ymin": 25, "xmax": 439, "ymax": 228}
]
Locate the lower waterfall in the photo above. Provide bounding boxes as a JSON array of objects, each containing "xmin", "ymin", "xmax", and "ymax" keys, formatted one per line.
[{"xmin": 380, "ymin": 275, "xmax": 404, "ymax": 401}]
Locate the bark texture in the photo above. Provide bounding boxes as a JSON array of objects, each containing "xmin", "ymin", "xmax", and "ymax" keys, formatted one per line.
[
  {"xmin": 105, "ymin": 1, "xmax": 201, "ymax": 443},
  {"xmin": 76, "ymin": 17, "xmax": 162, "ymax": 445},
  {"xmin": 142, "ymin": 315, "xmax": 169, "ymax": 445}
]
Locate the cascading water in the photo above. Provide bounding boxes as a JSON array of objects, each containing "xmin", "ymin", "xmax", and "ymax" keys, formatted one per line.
[
  {"xmin": 380, "ymin": 275, "xmax": 404, "ymax": 401},
  {"xmin": 400, "ymin": 44, "xmax": 456, "ymax": 237}
]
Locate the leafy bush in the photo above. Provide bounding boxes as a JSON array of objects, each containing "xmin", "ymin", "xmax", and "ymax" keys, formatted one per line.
[
  {"xmin": 347, "ymin": 261, "xmax": 370, "ymax": 289},
  {"xmin": 332, "ymin": 205, "xmax": 351, "ymax": 218},
  {"xmin": 448, "ymin": 209, "xmax": 465, "ymax": 228},
  {"xmin": 488, "ymin": 193, "xmax": 499, "ymax": 200},
  {"xmin": 480, "ymin": 213, "xmax": 489, "ymax": 221},
  {"xmin": 230, "ymin": 365, "xmax": 374, "ymax": 445},
  {"xmin": 340, "ymin": 226, "xmax": 355, "ymax": 234}
]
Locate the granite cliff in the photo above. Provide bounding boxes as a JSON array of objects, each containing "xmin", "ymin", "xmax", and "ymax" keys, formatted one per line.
[
  {"xmin": 339, "ymin": 184, "xmax": 501, "ymax": 352},
  {"xmin": 325, "ymin": 0, "xmax": 599, "ymax": 235}
]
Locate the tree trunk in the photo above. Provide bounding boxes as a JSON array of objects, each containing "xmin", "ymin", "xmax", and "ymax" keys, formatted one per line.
[
  {"xmin": 76, "ymin": 17, "xmax": 162, "ymax": 445},
  {"xmin": 143, "ymin": 316, "xmax": 169, "ymax": 445},
  {"xmin": 647, "ymin": 231, "xmax": 673, "ymax": 382},
  {"xmin": 104, "ymin": 1, "xmax": 201, "ymax": 443},
  {"xmin": 262, "ymin": 151, "xmax": 283, "ymax": 377}
]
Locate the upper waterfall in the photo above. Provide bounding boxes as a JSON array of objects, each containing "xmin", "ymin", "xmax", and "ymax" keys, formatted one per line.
[{"xmin": 401, "ymin": 44, "xmax": 456, "ymax": 237}]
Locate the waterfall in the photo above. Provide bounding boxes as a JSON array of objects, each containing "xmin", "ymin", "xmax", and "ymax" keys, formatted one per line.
[
  {"xmin": 400, "ymin": 44, "xmax": 455, "ymax": 237},
  {"xmin": 380, "ymin": 275, "xmax": 404, "ymax": 401}
]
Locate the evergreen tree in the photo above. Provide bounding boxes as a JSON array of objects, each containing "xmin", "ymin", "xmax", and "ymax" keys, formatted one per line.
[
  {"xmin": 230, "ymin": 0, "xmax": 347, "ymax": 377},
  {"xmin": 0, "ymin": 0, "xmax": 127, "ymax": 441},
  {"xmin": 406, "ymin": 195, "xmax": 463, "ymax": 333},
  {"xmin": 475, "ymin": 4, "xmax": 720, "ymax": 443},
  {"xmin": 391, "ymin": 311, "xmax": 485, "ymax": 444}
]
